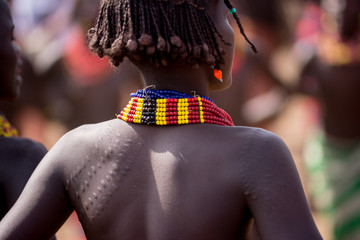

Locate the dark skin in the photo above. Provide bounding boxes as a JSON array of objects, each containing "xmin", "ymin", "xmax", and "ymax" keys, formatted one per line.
[
  {"xmin": 0, "ymin": 0, "xmax": 47, "ymax": 221},
  {"xmin": 0, "ymin": 137, "xmax": 47, "ymax": 219},
  {"xmin": 0, "ymin": 1, "xmax": 322, "ymax": 239}
]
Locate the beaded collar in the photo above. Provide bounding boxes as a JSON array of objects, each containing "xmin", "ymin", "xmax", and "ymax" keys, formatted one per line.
[
  {"xmin": 0, "ymin": 114, "xmax": 18, "ymax": 137},
  {"xmin": 118, "ymin": 89, "xmax": 234, "ymax": 126}
]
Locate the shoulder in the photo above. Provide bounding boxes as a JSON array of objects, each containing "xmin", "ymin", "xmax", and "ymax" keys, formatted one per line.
[
  {"xmin": 219, "ymin": 126, "xmax": 295, "ymax": 172},
  {"xmin": 240, "ymin": 126, "xmax": 293, "ymax": 164},
  {"xmin": 217, "ymin": 125, "xmax": 286, "ymax": 149},
  {"xmin": 47, "ymin": 119, "xmax": 127, "ymax": 164},
  {"xmin": 229, "ymin": 127, "xmax": 300, "ymax": 189},
  {"xmin": 201, "ymin": 125, "xmax": 293, "ymax": 168},
  {"xmin": 0, "ymin": 137, "xmax": 47, "ymax": 179},
  {"xmin": 244, "ymin": 127, "xmax": 289, "ymax": 154},
  {"xmin": 0, "ymin": 137, "xmax": 47, "ymax": 163},
  {"xmin": 56, "ymin": 119, "xmax": 125, "ymax": 147}
]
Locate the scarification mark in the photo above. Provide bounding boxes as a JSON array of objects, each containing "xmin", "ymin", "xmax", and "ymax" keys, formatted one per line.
[
  {"xmin": 108, "ymin": 146, "xmax": 113, "ymax": 153},
  {"xmin": 93, "ymin": 192, "xmax": 98, "ymax": 199},
  {"xmin": 106, "ymin": 175, "xmax": 112, "ymax": 182},
  {"xmin": 65, "ymin": 180, "xmax": 71, "ymax": 191},
  {"xmin": 66, "ymin": 131, "xmax": 143, "ymax": 221},
  {"xmin": 81, "ymin": 184, "xmax": 85, "ymax": 193},
  {"xmin": 84, "ymin": 202, "xmax": 89, "ymax": 210},
  {"xmin": 101, "ymin": 180, "xmax": 107, "ymax": 189},
  {"xmin": 113, "ymin": 163, "xmax": 119, "ymax": 171}
]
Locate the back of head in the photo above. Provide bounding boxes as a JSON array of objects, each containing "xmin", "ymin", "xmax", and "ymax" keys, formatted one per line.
[{"xmin": 87, "ymin": 0, "xmax": 256, "ymax": 70}]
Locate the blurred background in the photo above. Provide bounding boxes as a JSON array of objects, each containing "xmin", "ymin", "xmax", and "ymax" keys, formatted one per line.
[{"xmin": 2, "ymin": 0, "xmax": 360, "ymax": 239}]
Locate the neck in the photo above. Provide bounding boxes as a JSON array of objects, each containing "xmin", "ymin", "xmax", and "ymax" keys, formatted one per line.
[{"xmin": 137, "ymin": 64, "xmax": 212, "ymax": 97}]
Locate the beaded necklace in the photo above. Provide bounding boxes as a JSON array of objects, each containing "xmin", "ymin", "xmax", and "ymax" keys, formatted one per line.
[
  {"xmin": 0, "ymin": 114, "xmax": 18, "ymax": 137},
  {"xmin": 118, "ymin": 89, "xmax": 234, "ymax": 126}
]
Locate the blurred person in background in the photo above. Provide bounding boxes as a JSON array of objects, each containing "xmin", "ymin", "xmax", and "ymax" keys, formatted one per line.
[
  {"xmin": 0, "ymin": 0, "xmax": 54, "ymax": 239},
  {"xmin": 0, "ymin": 0, "xmax": 56, "ymax": 146},
  {"xmin": 297, "ymin": 0, "xmax": 360, "ymax": 239},
  {"xmin": 3, "ymin": 0, "xmax": 143, "ymax": 148}
]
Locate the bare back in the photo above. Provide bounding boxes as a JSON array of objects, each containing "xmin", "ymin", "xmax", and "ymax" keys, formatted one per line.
[
  {"xmin": 65, "ymin": 121, "xmax": 252, "ymax": 239},
  {"xmin": 0, "ymin": 119, "xmax": 321, "ymax": 240}
]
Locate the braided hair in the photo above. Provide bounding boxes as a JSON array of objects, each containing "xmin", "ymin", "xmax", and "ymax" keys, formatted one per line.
[{"xmin": 87, "ymin": 0, "xmax": 256, "ymax": 68}]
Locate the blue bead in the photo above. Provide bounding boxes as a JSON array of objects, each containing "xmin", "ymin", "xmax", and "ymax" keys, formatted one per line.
[{"xmin": 130, "ymin": 89, "xmax": 214, "ymax": 103}]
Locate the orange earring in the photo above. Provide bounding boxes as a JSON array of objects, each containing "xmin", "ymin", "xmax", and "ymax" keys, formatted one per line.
[{"xmin": 212, "ymin": 65, "xmax": 223, "ymax": 82}]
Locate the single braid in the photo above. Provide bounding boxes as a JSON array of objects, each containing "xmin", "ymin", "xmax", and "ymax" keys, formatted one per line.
[
  {"xmin": 87, "ymin": 1, "xmax": 106, "ymax": 57},
  {"xmin": 100, "ymin": 2, "xmax": 111, "ymax": 49},
  {"xmin": 138, "ymin": 0, "xmax": 145, "ymax": 36},
  {"xmin": 158, "ymin": 1, "xmax": 176, "ymax": 38},
  {"xmin": 181, "ymin": 4, "xmax": 192, "ymax": 54},
  {"xmin": 224, "ymin": 0, "xmax": 258, "ymax": 53},
  {"xmin": 184, "ymin": 3, "xmax": 196, "ymax": 47}
]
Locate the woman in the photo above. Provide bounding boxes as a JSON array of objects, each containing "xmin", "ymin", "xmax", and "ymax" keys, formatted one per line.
[
  {"xmin": 0, "ymin": 0, "xmax": 47, "ymax": 224},
  {"xmin": 0, "ymin": 0, "xmax": 322, "ymax": 239}
]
